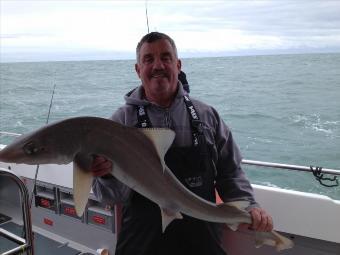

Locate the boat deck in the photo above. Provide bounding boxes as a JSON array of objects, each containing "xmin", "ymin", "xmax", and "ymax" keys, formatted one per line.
[{"xmin": 0, "ymin": 220, "xmax": 84, "ymax": 255}]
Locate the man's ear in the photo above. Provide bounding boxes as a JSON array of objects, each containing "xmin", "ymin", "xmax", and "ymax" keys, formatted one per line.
[
  {"xmin": 135, "ymin": 63, "xmax": 141, "ymax": 78},
  {"xmin": 177, "ymin": 59, "xmax": 182, "ymax": 73}
]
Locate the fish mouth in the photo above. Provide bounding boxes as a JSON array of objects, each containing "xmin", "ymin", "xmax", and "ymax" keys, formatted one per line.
[{"xmin": 0, "ymin": 147, "xmax": 27, "ymax": 164}]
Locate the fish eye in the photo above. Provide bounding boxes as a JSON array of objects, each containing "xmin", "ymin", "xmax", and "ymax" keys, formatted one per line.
[{"xmin": 23, "ymin": 141, "xmax": 44, "ymax": 155}]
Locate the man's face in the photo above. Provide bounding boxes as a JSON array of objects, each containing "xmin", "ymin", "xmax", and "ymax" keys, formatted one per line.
[{"xmin": 135, "ymin": 39, "xmax": 181, "ymax": 102}]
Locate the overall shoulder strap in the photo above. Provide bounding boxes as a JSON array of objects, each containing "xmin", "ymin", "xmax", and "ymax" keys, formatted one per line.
[
  {"xmin": 135, "ymin": 105, "xmax": 152, "ymax": 128},
  {"xmin": 183, "ymin": 95, "xmax": 204, "ymax": 148}
]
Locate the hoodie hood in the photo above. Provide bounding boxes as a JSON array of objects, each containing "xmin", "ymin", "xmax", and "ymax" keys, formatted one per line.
[{"xmin": 124, "ymin": 81, "xmax": 188, "ymax": 108}]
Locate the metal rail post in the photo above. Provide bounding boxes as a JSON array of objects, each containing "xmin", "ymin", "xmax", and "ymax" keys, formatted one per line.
[{"xmin": 0, "ymin": 168, "xmax": 34, "ymax": 255}]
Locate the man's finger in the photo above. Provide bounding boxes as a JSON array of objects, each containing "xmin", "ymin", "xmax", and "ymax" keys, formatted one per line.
[
  {"xmin": 92, "ymin": 167, "xmax": 112, "ymax": 177},
  {"xmin": 92, "ymin": 156, "xmax": 107, "ymax": 168},
  {"xmin": 250, "ymin": 208, "xmax": 261, "ymax": 230},
  {"xmin": 250, "ymin": 208, "xmax": 273, "ymax": 232}
]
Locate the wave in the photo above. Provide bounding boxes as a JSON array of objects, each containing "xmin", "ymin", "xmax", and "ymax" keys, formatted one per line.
[
  {"xmin": 290, "ymin": 114, "xmax": 339, "ymax": 135},
  {"xmin": 14, "ymin": 121, "xmax": 23, "ymax": 127},
  {"xmin": 311, "ymin": 126, "xmax": 333, "ymax": 134},
  {"xmin": 224, "ymin": 112, "xmax": 282, "ymax": 121}
]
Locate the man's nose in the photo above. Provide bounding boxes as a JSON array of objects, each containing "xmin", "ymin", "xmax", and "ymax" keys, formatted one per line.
[{"xmin": 153, "ymin": 57, "xmax": 165, "ymax": 69}]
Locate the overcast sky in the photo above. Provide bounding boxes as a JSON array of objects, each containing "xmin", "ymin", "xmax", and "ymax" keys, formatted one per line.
[{"xmin": 1, "ymin": 1, "xmax": 340, "ymax": 62}]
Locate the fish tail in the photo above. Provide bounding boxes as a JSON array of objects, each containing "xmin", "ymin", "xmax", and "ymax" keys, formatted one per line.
[{"xmin": 255, "ymin": 230, "xmax": 294, "ymax": 251}]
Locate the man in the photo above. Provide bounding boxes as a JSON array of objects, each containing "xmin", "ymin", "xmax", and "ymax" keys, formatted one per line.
[{"xmin": 91, "ymin": 32, "xmax": 273, "ymax": 255}]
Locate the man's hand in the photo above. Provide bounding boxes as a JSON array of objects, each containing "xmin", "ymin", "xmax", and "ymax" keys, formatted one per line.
[
  {"xmin": 90, "ymin": 156, "xmax": 112, "ymax": 177},
  {"xmin": 249, "ymin": 207, "xmax": 273, "ymax": 232},
  {"xmin": 238, "ymin": 207, "xmax": 273, "ymax": 232}
]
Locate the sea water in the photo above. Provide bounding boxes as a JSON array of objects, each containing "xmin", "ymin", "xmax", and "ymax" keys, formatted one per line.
[{"xmin": 0, "ymin": 53, "xmax": 339, "ymax": 199}]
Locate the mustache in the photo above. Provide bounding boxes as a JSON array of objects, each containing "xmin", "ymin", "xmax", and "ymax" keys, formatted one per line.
[{"xmin": 151, "ymin": 70, "xmax": 168, "ymax": 77}]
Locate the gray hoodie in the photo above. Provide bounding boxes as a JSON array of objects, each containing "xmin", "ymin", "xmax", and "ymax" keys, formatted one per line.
[{"xmin": 93, "ymin": 83, "xmax": 259, "ymax": 208}]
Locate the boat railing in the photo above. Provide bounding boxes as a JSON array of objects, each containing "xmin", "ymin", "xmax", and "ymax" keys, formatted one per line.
[
  {"xmin": 0, "ymin": 168, "xmax": 34, "ymax": 255},
  {"xmin": 0, "ymin": 132, "xmax": 21, "ymax": 148},
  {"xmin": 0, "ymin": 132, "xmax": 21, "ymax": 137},
  {"xmin": 242, "ymin": 159, "xmax": 340, "ymax": 176},
  {"xmin": 242, "ymin": 159, "xmax": 340, "ymax": 188}
]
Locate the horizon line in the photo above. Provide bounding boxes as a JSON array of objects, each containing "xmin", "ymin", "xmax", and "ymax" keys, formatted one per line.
[{"xmin": 1, "ymin": 49, "xmax": 340, "ymax": 64}]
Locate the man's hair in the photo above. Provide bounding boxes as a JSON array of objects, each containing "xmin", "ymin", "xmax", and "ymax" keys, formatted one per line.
[{"xmin": 136, "ymin": 32, "xmax": 178, "ymax": 62}]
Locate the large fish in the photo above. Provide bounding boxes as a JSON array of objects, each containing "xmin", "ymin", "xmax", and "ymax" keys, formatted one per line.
[{"xmin": 0, "ymin": 117, "xmax": 293, "ymax": 251}]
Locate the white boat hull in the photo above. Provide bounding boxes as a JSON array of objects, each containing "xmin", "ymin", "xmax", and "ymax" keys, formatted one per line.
[{"xmin": 1, "ymin": 161, "xmax": 340, "ymax": 254}]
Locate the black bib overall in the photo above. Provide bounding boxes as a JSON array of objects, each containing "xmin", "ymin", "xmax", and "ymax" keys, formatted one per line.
[{"xmin": 115, "ymin": 96, "xmax": 226, "ymax": 255}]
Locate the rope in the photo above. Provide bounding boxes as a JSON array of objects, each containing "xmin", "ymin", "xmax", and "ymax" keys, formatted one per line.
[{"xmin": 311, "ymin": 166, "xmax": 339, "ymax": 187}]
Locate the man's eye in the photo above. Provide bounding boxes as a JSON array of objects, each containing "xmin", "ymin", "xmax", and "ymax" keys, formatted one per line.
[
  {"xmin": 144, "ymin": 57, "xmax": 153, "ymax": 64},
  {"xmin": 162, "ymin": 56, "xmax": 171, "ymax": 62}
]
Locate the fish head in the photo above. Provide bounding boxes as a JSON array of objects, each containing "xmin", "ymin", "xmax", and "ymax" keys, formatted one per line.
[{"xmin": 0, "ymin": 121, "xmax": 77, "ymax": 165}]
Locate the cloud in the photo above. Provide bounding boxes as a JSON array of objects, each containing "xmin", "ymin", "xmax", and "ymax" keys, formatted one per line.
[{"xmin": 1, "ymin": 1, "xmax": 340, "ymax": 62}]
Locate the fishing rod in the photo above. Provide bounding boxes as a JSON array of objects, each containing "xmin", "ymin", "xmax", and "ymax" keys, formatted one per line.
[
  {"xmin": 29, "ymin": 82, "xmax": 57, "ymax": 208},
  {"xmin": 242, "ymin": 159, "xmax": 340, "ymax": 187},
  {"xmin": 145, "ymin": 0, "xmax": 150, "ymax": 33}
]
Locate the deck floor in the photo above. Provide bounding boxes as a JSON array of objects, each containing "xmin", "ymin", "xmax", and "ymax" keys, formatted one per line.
[{"xmin": 0, "ymin": 221, "xmax": 89, "ymax": 255}]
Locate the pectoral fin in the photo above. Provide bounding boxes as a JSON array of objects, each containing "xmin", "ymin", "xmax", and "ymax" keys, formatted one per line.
[
  {"xmin": 73, "ymin": 161, "xmax": 93, "ymax": 217},
  {"xmin": 160, "ymin": 207, "xmax": 183, "ymax": 232}
]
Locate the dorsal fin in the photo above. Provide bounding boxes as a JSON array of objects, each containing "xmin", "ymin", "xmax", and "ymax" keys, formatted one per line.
[{"xmin": 140, "ymin": 128, "xmax": 175, "ymax": 171}]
